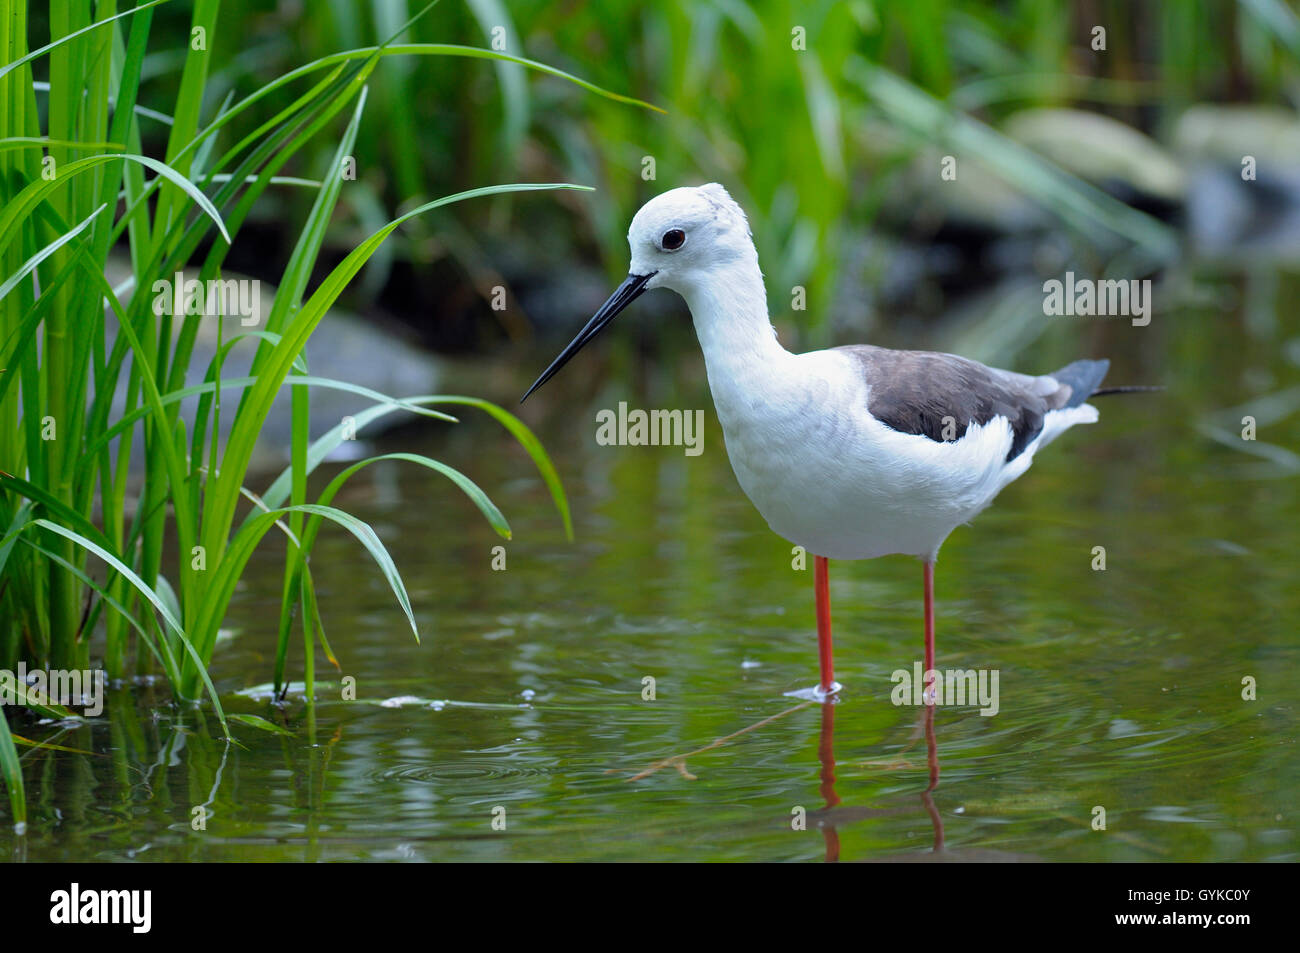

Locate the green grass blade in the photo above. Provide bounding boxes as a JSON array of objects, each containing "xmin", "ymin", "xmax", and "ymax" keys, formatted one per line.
[
  {"xmin": 0, "ymin": 676, "xmax": 78, "ymax": 721},
  {"xmin": 302, "ymin": 566, "xmax": 336, "ymax": 668},
  {"xmin": 171, "ymin": 42, "xmax": 661, "ymax": 167},
  {"xmin": 259, "ymin": 400, "xmax": 437, "ymax": 510},
  {"xmin": 0, "ymin": 473, "xmax": 117, "ymax": 552},
  {"xmin": 78, "ymin": 373, "xmax": 457, "ymax": 473},
  {"xmin": 0, "ymin": 0, "xmax": 168, "ymax": 83},
  {"xmin": 19, "ymin": 536, "xmax": 182, "ymax": 692},
  {"xmin": 256, "ymin": 394, "xmax": 570, "ymax": 540},
  {"xmin": 205, "ymin": 183, "xmax": 590, "ymax": 561},
  {"xmin": 227, "ymin": 713, "xmax": 293, "ymax": 735},
  {"xmin": 0, "ymin": 137, "xmax": 123, "ymax": 153},
  {"xmin": 316, "ymin": 44, "xmax": 665, "ymax": 113},
  {"xmin": 313, "ymin": 452, "xmax": 511, "ymax": 541},
  {"xmin": 0, "ymin": 500, "xmax": 33, "ymax": 580},
  {"xmin": 191, "ymin": 503, "xmax": 420, "ymax": 683},
  {"xmin": 426, "ymin": 396, "xmax": 573, "ymax": 540},
  {"xmin": 28, "ymin": 519, "xmax": 228, "ymax": 736},
  {"xmin": 0, "ymin": 203, "xmax": 106, "ymax": 303},
  {"xmin": 0, "ymin": 257, "xmax": 81, "ymax": 411},
  {"xmin": 0, "ymin": 153, "xmax": 230, "ymax": 263},
  {"xmin": 28, "ymin": 519, "xmax": 179, "ymax": 639},
  {"xmin": 79, "ymin": 256, "xmax": 201, "ymax": 616},
  {"xmin": 0, "ymin": 712, "xmax": 24, "ymax": 832}
]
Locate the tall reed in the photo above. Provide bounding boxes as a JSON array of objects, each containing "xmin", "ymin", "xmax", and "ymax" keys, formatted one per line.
[{"xmin": 0, "ymin": 0, "xmax": 656, "ymax": 828}]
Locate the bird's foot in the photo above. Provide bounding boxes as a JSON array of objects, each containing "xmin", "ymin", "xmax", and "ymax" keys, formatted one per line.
[{"xmin": 783, "ymin": 681, "xmax": 842, "ymax": 703}]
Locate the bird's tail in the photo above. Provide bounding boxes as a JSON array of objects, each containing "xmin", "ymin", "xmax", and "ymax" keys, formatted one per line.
[
  {"xmin": 1051, "ymin": 359, "xmax": 1111, "ymax": 408},
  {"xmin": 1090, "ymin": 385, "xmax": 1164, "ymax": 397}
]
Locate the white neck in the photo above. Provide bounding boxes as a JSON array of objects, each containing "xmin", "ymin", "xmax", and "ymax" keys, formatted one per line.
[{"xmin": 677, "ymin": 257, "xmax": 791, "ymax": 413}]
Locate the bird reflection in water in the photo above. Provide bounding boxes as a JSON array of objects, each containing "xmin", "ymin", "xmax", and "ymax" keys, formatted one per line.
[
  {"xmin": 616, "ymin": 698, "xmax": 947, "ymax": 862},
  {"xmin": 811, "ymin": 702, "xmax": 943, "ymax": 863}
]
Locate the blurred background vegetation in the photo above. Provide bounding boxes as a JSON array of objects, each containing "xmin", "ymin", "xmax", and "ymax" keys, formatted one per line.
[{"xmin": 25, "ymin": 0, "xmax": 1294, "ymax": 359}]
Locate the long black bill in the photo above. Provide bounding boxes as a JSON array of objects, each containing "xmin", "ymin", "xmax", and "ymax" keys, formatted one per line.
[{"xmin": 520, "ymin": 272, "xmax": 655, "ymax": 403}]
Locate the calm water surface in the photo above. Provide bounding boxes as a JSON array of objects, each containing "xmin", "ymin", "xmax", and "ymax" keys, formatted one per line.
[{"xmin": 6, "ymin": 285, "xmax": 1298, "ymax": 862}]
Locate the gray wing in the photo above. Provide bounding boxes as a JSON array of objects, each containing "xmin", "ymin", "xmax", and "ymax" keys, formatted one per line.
[{"xmin": 835, "ymin": 346, "xmax": 1108, "ymax": 461}]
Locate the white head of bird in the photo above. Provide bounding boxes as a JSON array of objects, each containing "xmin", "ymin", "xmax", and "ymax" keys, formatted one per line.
[
  {"xmin": 627, "ymin": 183, "xmax": 757, "ymax": 291},
  {"xmin": 519, "ymin": 183, "xmax": 777, "ymax": 402}
]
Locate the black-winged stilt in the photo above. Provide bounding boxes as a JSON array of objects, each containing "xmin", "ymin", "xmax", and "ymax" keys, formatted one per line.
[{"xmin": 523, "ymin": 184, "xmax": 1147, "ymax": 701}]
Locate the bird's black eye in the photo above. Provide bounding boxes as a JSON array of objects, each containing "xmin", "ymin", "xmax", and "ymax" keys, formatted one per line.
[{"xmin": 661, "ymin": 228, "xmax": 686, "ymax": 251}]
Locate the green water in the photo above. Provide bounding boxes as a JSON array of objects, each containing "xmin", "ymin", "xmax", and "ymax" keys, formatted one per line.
[{"xmin": 5, "ymin": 284, "xmax": 1298, "ymax": 862}]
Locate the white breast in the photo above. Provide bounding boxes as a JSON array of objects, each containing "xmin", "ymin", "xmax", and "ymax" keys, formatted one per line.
[{"xmin": 707, "ymin": 349, "xmax": 1092, "ymax": 561}]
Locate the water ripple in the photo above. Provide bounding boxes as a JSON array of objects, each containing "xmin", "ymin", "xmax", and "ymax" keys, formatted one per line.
[{"xmin": 369, "ymin": 760, "xmax": 549, "ymax": 784}]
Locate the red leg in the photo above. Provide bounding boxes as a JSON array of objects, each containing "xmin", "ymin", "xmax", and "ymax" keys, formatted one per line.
[
  {"xmin": 818, "ymin": 702, "xmax": 841, "ymax": 862},
  {"xmin": 922, "ymin": 695, "xmax": 943, "ymax": 851},
  {"xmin": 923, "ymin": 702, "xmax": 940, "ymax": 794},
  {"xmin": 817, "ymin": 699, "xmax": 840, "ymax": 808},
  {"xmin": 923, "ymin": 560, "xmax": 936, "ymax": 704},
  {"xmin": 815, "ymin": 555, "xmax": 834, "ymax": 693}
]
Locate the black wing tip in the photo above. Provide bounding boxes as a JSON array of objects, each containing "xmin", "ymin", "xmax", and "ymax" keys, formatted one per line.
[
  {"xmin": 1052, "ymin": 359, "xmax": 1112, "ymax": 408},
  {"xmin": 1050, "ymin": 358, "xmax": 1164, "ymax": 399}
]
